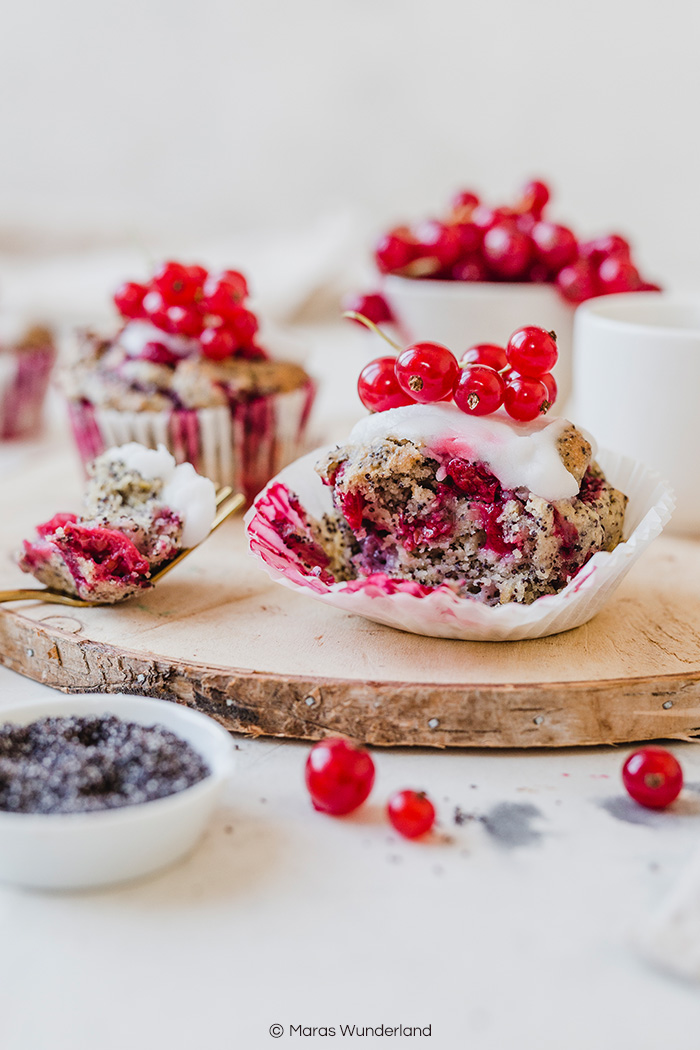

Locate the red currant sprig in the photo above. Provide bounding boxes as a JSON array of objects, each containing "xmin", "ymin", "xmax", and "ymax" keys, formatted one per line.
[
  {"xmin": 622, "ymin": 747, "xmax": 683, "ymax": 809},
  {"xmin": 113, "ymin": 261, "xmax": 263, "ymax": 363}
]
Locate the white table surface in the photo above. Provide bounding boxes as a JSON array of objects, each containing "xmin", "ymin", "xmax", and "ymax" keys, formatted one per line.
[{"xmin": 2, "ymin": 326, "xmax": 700, "ymax": 1049}]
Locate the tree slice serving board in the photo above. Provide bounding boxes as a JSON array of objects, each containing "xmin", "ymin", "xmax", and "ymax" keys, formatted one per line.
[{"xmin": 1, "ymin": 445, "xmax": 700, "ymax": 748}]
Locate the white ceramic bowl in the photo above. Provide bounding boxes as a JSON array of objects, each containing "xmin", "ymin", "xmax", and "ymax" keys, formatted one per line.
[
  {"xmin": 381, "ymin": 274, "xmax": 575, "ymax": 408},
  {"xmin": 0, "ymin": 693, "xmax": 235, "ymax": 890}
]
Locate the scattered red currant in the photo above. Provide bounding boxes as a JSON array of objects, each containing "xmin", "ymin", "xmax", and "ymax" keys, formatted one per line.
[
  {"xmin": 622, "ymin": 747, "xmax": 683, "ymax": 809},
  {"xmin": 395, "ymin": 342, "xmax": 459, "ymax": 403},
  {"xmin": 305, "ymin": 737, "xmax": 375, "ymax": 816},
  {"xmin": 503, "ymin": 374, "xmax": 551, "ymax": 422},
  {"xmin": 455, "ymin": 365, "xmax": 505, "ymax": 416},
  {"xmin": 461, "ymin": 343, "xmax": 507, "ymax": 371},
  {"xmin": 506, "ymin": 326, "xmax": 558, "ymax": 378},
  {"xmin": 357, "ymin": 356, "xmax": 414, "ymax": 412},
  {"xmin": 387, "ymin": 790, "xmax": 436, "ymax": 839}
]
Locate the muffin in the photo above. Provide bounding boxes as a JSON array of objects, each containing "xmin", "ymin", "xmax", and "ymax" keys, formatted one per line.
[
  {"xmin": 63, "ymin": 262, "xmax": 315, "ymax": 502},
  {"xmin": 0, "ymin": 323, "xmax": 56, "ymax": 439},
  {"xmin": 18, "ymin": 442, "xmax": 216, "ymax": 603}
]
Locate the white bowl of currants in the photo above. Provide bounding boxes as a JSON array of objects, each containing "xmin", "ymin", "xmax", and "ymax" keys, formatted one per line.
[{"xmin": 350, "ymin": 179, "xmax": 661, "ymax": 411}]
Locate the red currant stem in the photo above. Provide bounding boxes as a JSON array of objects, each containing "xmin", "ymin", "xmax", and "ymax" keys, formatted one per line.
[{"xmin": 342, "ymin": 311, "xmax": 402, "ymax": 352}]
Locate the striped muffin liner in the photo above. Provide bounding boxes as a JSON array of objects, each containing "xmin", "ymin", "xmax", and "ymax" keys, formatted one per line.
[
  {"xmin": 0, "ymin": 344, "xmax": 56, "ymax": 440},
  {"xmin": 67, "ymin": 379, "xmax": 315, "ymax": 504},
  {"xmin": 245, "ymin": 446, "xmax": 675, "ymax": 641}
]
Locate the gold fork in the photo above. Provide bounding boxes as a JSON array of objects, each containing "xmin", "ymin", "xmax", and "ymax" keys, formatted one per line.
[{"xmin": 0, "ymin": 487, "xmax": 245, "ymax": 608}]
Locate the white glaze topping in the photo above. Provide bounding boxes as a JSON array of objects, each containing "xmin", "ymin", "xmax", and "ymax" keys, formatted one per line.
[
  {"xmin": 100, "ymin": 443, "xmax": 216, "ymax": 546},
  {"xmin": 348, "ymin": 404, "xmax": 588, "ymax": 501},
  {"xmin": 116, "ymin": 321, "xmax": 198, "ymax": 359}
]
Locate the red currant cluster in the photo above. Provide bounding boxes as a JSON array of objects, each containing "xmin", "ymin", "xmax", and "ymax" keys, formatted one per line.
[
  {"xmin": 113, "ymin": 261, "xmax": 265, "ymax": 362},
  {"xmin": 353, "ymin": 317, "xmax": 558, "ymax": 423},
  {"xmin": 305, "ymin": 737, "xmax": 436, "ymax": 839},
  {"xmin": 374, "ymin": 179, "xmax": 660, "ymax": 304}
]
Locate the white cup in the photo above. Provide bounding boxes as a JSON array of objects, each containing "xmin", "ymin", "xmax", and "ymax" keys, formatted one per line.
[
  {"xmin": 381, "ymin": 274, "xmax": 575, "ymax": 407},
  {"xmin": 573, "ymin": 292, "xmax": 699, "ymax": 534}
]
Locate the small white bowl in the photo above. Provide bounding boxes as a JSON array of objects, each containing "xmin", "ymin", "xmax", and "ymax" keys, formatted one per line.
[
  {"xmin": 381, "ymin": 274, "xmax": 575, "ymax": 407},
  {"xmin": 0, "ymin": 693, "xmax": 235, "ymax": 890}
]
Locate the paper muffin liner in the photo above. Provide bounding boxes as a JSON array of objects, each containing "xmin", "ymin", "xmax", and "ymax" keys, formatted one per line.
[
  {"xmin": 67, "ymin": 379, "xmax": 316, "ymax": 503},
  {"xmin": 244, "ymin": 445, "xmax": 676, "ymax": 641},
  {"xmin": 0, "ymin": 343, "xmax": 56, "ymax": 440}
]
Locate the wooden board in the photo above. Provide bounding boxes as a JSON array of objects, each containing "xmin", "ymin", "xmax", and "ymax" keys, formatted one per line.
[{"xmin": 2, "ymin": 444, "xmax": 700, "ymax": 748}]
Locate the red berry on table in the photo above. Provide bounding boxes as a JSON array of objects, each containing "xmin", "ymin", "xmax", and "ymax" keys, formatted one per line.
[
  {"xmin": 461, "ymin": 343, "xmax": 508, "ymax": 371},
  {"xmin": 622, "ymin": 747, "xmax": 683, "ymax": 809},
  {"xmin": 556, "ymin": 259, "xmax": 599, "ymax": 303},
  {"xmin": 152, "ymin": 261, "xmax": 199, "ymax": 306},
  {"xmin": 506, "ymin": 325, "xmax": 558, "ymax": 377},
  {"xmin": 531, "ymin": 221, "xmax": 578, "ymax": 272},
  {"xmin": 598, "ymin": 255, "xmax": 642, "ymax": 294},
  {"xmin": 395, "ymin": 342, "xmax": 460, "ymax": 403},
  {"xmin": 387, "ymin": 790, "xmax": 436, "ymax": 839},
  {"xmin": 357, "ymin": 356, "xmax": 415, "ymax": 412},
  {"xmin": 541, "ymin": 371, "xmax": 558, "ymax": 407},
  {"xmin": 375, "ymin": 227, "xmax": 418, "ymax": 274},
  {"xmin": 202, "ymin": 273, "xmax": 250, "ymax": 320},
  {"xmin": 482, "ymin": 221, "xmax": 532, "ymax": 279},
  {"xmin": 200, "ymin": 325, "xmax": 237, "ymax": 360},
  {"xmin": 503, "ymin": 374, "xmax": 551, "ymax": 421},
  {"xmin": 342, "ymin": 292, "xmax": 393, "ymax": 326},
  {"xmin": 412, "ymin": 219, "xmax": 462, "ymax": 268},
  {"xmin": 305, "ymin": 737, "xmax": 375, "ymax": 816},
  {"xmin": 517, "ymin": 179, "xmax": 551, "ymax": 219},
  {"xmin": 114, "ymin": 281, "xmax": 148, "ymax": 319},
  {"xmin": 455, "ymin": 365, "xmax": 505, "ymax": 416}
]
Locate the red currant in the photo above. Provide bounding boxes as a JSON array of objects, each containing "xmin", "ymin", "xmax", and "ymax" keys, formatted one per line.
[
  {"xmin": 506, "ymin": 326, "xmax": 558, "ymax": 377},
  {"xmin": 202, "ymin": 273, "xmax": 249, "ymax": 320},
  {"xmin": 503, "ymin": 374, "xmax": 551, "ymax": 421},
  {"xmin": 516, "ymin": 179, "xmax": 550, "ymax": 219},
  {"xmin": 455, "ymin": 365, "xmax": 505, "ymax": 416},
  {"xmin": 450, "ymin": 256, "xmax": 490, "ymax": 282},
  {"xmin": 226, "ymin": 307, "xmax": 259, "ymax": 347},
  {"xmin": 375, "ymin": 227, "xmax": 417, "ymax": 274},
  {"xmin": 412, "ymin": 220, "xmax": 462, "ymax": 268},
  {"xmin": 387, "ymin": 790, "xmax": 436, "ymax": 839},
  {"xmin": 556, "ymin": 259, "xmax": 599, "ymax": 303},
  {"xmin": 305, "ymin": 737, "xmax": 375, "ymax": 816},
  {"xmin": 152, "ymin": 261, "xmax": 199, "ymax": 306},
  {"xmin": 165, "ymin": 304, "xmax": 204, "ymax": 337},
  {"xmin": 461, "ymin": 343, "xmax": 507, "ymax": 371},
  {"xmin": 531, "ymin": 221, "xmax": 578, "ymax": 272},
  {"xmin": 395, "ymin": 342, "xmax": 459, "ymax": 403},
  {"xmin": 139, "ymin": 341, "xmax": 179, "ymax": 365},
  {"xmin": 541, "ymin": 371, "xmax": 557, "ymax": 406},
  {"xmin": 142, "ymin": 289, "xmax": 172, "ymax": 331},
  {"xmin": 579, "ymin": 234, "xmax": 631, "ymax": 265},
  {"xmin": 200, "ymin": 325, "xmax": 237, "ymax": 360},
  {"xmin": 471, "ymin": 205, "xmax": 513, "ymax": 234},
  {"xmin": 598, "ymin": 255, "xmax": 642, "ymax": 294},
  {"xmin": 357, "ymin": 356, "xmax": 414, "ymax": 412},
  {"xmin": 342, "ymin": 292, "xmax": 393, "ymax": 326},
  {"xmin": 482, "ymin": 221, "xmax": 532, "ymax": 278},
  {"xmin": 453, "ymin": 221, "xmax": 481, "ymax": 256},
  {"xmin": 114, "ymin": 281, "xmax": 148, "ymax": 319},
  {"xmin": 622, "ymin": 747, "xmax": 683, "ymax": 809},
  {"xmin": 450, "ymin": 189, "xmax": 480, "ymax": 217}
]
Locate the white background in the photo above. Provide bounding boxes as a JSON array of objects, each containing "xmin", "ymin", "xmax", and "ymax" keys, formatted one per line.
[{"xmin": 1, "ymin": 0, "xmax": 699, "ymax": 290}]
